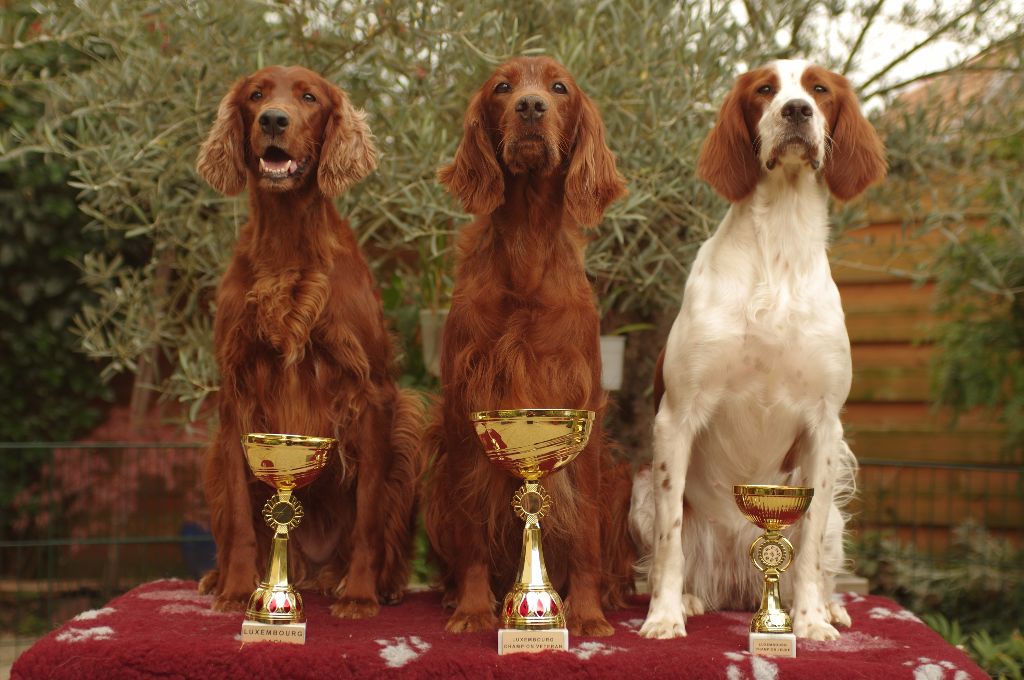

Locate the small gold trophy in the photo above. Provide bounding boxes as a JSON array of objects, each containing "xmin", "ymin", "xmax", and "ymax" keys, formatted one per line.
[
  {"xmin": 734, "ymin": 484, "xmax": 814, "ymax": 658},
  {"xmin": 240, "ymin": 433, "xmax": 335, "ymax": 645},
  {"xmin": 472, "ymin": 409, "xmax": 594, "ymax": 655}
]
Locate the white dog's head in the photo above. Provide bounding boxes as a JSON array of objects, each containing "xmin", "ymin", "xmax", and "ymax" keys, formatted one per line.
[{"xmin": 697, "ymin": 59, "xmax": 886, "ymax": 203}]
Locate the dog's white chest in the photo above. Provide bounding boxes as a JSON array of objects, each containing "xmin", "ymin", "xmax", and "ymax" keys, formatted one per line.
[{"xmin": 663, "ymin": 194, "xmax": 854, "ymax": 449}]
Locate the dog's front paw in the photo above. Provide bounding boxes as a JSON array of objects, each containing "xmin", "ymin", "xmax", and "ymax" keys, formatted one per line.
[
  {"xmin": 682, "ymin": 593, "xmax": 705, "ymax": 616},
  {"xmin": 379, "ymin": 588, "xmax": 404, "ymax": 606},
  {"xmin": 331, "ymin": 597, "xmax": 381, "ymax": 619},
  {"xmin": 197, "ymin": 569, "xmax": 219, "ymax": 595},
  {"xmin": 638, "ymin": 614, "xmax": 688, "ymax": 639},
  {"xmin": 793, "ymin": 612, "xmax": 841, "ymax": 641},
  {"xmin": 313, "ymin": 565, "xmax": 345, "ymax": 595},
  {"xmin": 444, "ymin": 608, "xmax": 496, "ymax": 633},
  {"xmin": 568, "ymin": 614, "xmax": 614, "ymax": 637},
  {"xmin": 828, "ymin": 601, "xmax": 852, "ymax": 628},
  {"xmin": 211, "ymin": 596, "xmax": 246, "ymax": 613}
]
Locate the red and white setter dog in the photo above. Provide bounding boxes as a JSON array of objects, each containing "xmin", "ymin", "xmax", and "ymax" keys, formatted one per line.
[
  {"xmin": 631, "ymin": 60, "xmax": 886, "ymax": 640},
  {"xmin": 196, "ymin": 65, "xmax": 423, "ymax": 618},
  {"xmin": 425, "ymin": 56, "xmax": 635, "ymax": 636}
]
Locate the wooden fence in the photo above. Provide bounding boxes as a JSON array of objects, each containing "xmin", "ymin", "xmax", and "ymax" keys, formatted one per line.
[{"xmin": 832, "ymin": 217, "xmax": 1022, "ymax": 548}]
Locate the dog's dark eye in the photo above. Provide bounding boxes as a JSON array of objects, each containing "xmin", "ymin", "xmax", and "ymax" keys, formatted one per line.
[
  {"xmin": 813, "ymin": 84, "xmax": 828, "ymax": 94},
  {"xmin": 250, "ymin": 90, "xmax": 263, "ymax": 101},
  {"xmin": 757, "ymin": 85, "xmax": 774, "ymax": 95},
  {"xmin": 552, "ymin": 82, "xmax": 568, "ymax": 95},
  {"xmin": 302, "ymin": 92, "xmax": 316, "ymax": 103},
  {"xmin": 494, "ymin": 82, "xmax": 512, "ymax": 94}
]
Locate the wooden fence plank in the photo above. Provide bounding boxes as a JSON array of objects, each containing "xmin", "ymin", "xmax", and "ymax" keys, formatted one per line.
[{"xmin": 842, "ymin": 282, "xmax": 938, "ymax": 342}]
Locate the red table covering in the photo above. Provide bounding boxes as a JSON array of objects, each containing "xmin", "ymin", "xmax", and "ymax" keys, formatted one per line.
[{"xmin": 12, "ymin": 579, "xmax": 986, "ymax": 679}]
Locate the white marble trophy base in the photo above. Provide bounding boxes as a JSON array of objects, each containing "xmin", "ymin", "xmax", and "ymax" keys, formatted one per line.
[
  {"xmin": 749, "ymin": 632, "xmax": 796, "ymax": 657},
  {"xmin": 240, "ymin": 620, "xmax": 307, "ymax": 645},
  {"xmin": 497, "ymin": 628, "xmax": 569, "ymax": 654}
]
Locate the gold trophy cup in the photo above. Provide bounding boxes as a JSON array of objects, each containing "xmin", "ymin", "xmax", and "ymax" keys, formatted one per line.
[
  {"xmin": 472, "ymin": 409, "xmax": 595, "ymax": 654},
  {"xmin": 239, "ymin": 433, "xmax": 336, "ymax": 644},
  {"xmin": 734, "ymin": 484, "xmax": 814, "ymax": 658}
]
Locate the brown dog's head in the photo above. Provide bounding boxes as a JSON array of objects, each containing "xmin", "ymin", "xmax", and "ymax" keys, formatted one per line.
[
  {"xmin": 197, "ymin": 65, "xmax": 377, "ymax": 197},
  {"xmin": 439, "ymin": 56, "xmax": 626, "ymax": 225}
]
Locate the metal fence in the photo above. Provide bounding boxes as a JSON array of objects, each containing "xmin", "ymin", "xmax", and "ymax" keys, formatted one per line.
[
  {"xmin": 0, "ymin": 442, "xmax": 211, "ymax": 665},
  {"xmin": 1, "ymin": 445, "xmax": 1022, "ymax": 664},
  {"xmin": 851, "ymin": 458, "xmax": 1024, "ymax": 553}
]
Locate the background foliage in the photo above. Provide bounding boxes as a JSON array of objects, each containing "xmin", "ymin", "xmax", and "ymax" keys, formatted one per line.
[
  {"xmin": 0, "ymin": 6, "xmax": 113, "ymax": 446},
  {"xmin": 926, "ymin": 111, "xmax": 1024, "ymax": 458},
  {"xmin": 850, "ymin": 522, "xmax": 1024, "ymax": 679},
  {"xmin": 1, "ymin": 0, "xmax": 1017, "ymax": 424}
]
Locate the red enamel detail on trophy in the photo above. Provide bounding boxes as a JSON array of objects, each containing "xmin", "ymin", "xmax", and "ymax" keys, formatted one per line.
[
  {"xmin": 267, "ymin": 598, "xmax": 277, "ymax": 613},
  {"xmin": 551, "ymin": 599, "xmax": 559, "ymax": 615},
  {"xmin": 518, "ymin": 598, "xmax": 530, "ymax": 617},
  {"xmin": 505, "ymin": 600, "xmax": 514, "ymax": 617},
  {"xmin": 281, "ymin": 597, "xmax": 291, "ymax": 613}
]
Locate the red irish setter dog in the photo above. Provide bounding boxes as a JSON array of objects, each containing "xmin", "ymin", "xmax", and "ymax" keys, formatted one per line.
[
  {"xmin": 425, "ymin": 56, "xmax": 635, "ymax": 636},
  {"xmin": 196, "ymin": 65, "xmax": 423, "ymax": 618}
]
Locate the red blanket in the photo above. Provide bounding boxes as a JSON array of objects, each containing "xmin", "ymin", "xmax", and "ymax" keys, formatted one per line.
[{"xmin": 13, "ymin": 580, "xmax": 986, "ymax": 679}]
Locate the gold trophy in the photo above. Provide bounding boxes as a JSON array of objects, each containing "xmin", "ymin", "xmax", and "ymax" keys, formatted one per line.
[
  {"xmin": 472, "ymin": 409, "xmax": 594, "ymax": 655},
  {"xmin": 239, "ymin": 433, "xmax": 336, "ymax": 645},
  {"xmin": 734, "ymin": 484, "xmax": 814, "ymax": 658}
]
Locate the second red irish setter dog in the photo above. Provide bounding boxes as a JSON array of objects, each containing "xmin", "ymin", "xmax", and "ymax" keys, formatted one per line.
[
  {"xmin": 196, "ymin": 65, "xmax": 422, "ymax": 618},
  {"xmin": 425, "ymin": 56, "xmax": 635, "ymax": 636}
]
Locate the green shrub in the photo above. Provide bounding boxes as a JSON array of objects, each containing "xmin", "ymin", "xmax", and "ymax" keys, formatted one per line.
[
  {"xmin": 925, "ymin": 614, "xmax": 1024, "ymax": 680},
  {"xmin": 7, "ymin": 0, "xmax": 1014, "ymax": 423},
  {"xmin": 851, "ymin": 520, "xmax": 1024, "ymax": 636},
  {"xmin": 0, "ymin": 4, "xmax": 112, "ymax": 448}
]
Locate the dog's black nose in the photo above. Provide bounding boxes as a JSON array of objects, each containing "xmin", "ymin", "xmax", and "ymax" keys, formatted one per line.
[
  {"xmin": 515, "ymin": 95, "xmax": 547, "ymax": 122},
  {"xmin": 782, "ymin": 99, "xmax": 813, "ymax": 123},
  {"xmin": 259, "ymin": 108, "xmax": 290, "ymax": 136}
]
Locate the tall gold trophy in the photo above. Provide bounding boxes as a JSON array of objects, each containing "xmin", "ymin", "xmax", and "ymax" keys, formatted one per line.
[
  {"xmin": 239, "ymin": 433, "xmax": 336, "ymax": 645},
  {"xmin": 734, "ymin": 484, "xmax": 813, "ymax": 658},
  {"xmin": 472, "ymin": 409, "xmax": 594, "ymax": 655}
]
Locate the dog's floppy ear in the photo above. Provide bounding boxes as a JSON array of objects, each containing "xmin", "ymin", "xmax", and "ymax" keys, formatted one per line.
[
  {"xmin": 565, "ymin": 94, "xmax": 627, "ymax": 227},
  {"xmin": 438, "ymin": 89, "xmax": 504, "ymax": 215},
  {"xmin": 697, "ymin": 84, "xmax": 762, "ymax": 203},
  {"xmin": 197, "ymin": 76, "xmax": 248, "ymax": 196},
  {"xmin": 318, "ymin": 83, "xmax": 379, "ymax": 197},
  {"xmin": 823, "ymin": 74, "xmax": 887, "ymax": 201}
]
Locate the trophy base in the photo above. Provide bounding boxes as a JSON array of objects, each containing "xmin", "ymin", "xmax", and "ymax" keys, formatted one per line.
[
  {"xmin": 749, "ymin": 632, "xmax": 796, "ymax": 658},
  {"xmin": 240, "ymin": 620, "xmax": 306, "ymax": 645},
  {"xmin": 497, "ymin": 628, "xmax": 568, "ymax": 655}
]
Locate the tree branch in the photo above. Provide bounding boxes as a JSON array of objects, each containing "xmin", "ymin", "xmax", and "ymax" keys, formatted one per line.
[
  {"xmin": 741, "ymin": 0, "xmax": 770, "ymax": 46},
  {"xmin": 862, "ymin": 30, "xmax": 1024, "ymax": 100},
  {"xmin": 788, "ymin": 0, "xmax": 815, "ymax": 55},
  {"xmin": 842, "ymin": 0, "xmax": 886, "ymax": 75},
  {"xmin": 859, "ymin": 1, "xmax": 996, "ymax": 93},
  {"xmin": 864, "ymin": 64, "xmax": 1013, "ymax": 101}
]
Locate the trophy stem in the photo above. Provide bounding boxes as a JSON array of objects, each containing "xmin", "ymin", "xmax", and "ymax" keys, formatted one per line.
[
  {"xmin": 264, "ymin": 530, "xmax": 290, "ymax": 589},
  {"xmin": 515, "ymin": 516, "xmax": 552, "ymax": 589},
  {"xmin": 501, "ymin": 480, "xmax": 565, "ymax": 630},
  {"xmin": 245, "ymin": 488, "xmax": 306, "ymax": 625},
  {"xmin": 750, "ymin": 529, "xmax": 794, "ymax": 634}
]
